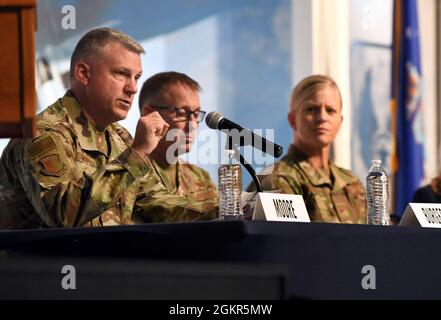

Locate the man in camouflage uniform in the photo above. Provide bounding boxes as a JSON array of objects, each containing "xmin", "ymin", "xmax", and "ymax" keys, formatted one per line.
[
  {"xmin": 0, "ymin": 28, "xmax": 170, "ymax": 229},
  {"xmin": 133, "ymin": 72, "xmax": 218, "ymax": 223},
  {"xmin": 248, "ymin": 75, "xmax": 367, "ymax": 223}
]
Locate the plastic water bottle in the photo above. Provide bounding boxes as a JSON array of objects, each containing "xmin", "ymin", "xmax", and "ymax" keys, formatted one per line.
[
  {"xmin": 218, "ymin": 149, "xmax": 243, "ymax": 220},
  {"xmin": 366, "ymin": 160, "xmax": 390, "ymax": 225}
]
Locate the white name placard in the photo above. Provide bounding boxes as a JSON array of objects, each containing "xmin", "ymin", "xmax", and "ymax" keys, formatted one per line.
[
  {"xmin": 399, "ymin": 203, "xmax": 441, "ymax": 228},
  {"xmin": 252, "ymin": 192, "xmax": 310, "ymax": 222}
]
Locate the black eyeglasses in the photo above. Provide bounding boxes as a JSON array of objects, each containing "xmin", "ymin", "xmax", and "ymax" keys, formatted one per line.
[{"xmin": 150, "ymin": 105, "xmax": 206, "ymax": 123}]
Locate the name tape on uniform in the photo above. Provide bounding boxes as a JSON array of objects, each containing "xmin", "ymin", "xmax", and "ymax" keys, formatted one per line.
[
  {"xmin": 400, "ymin": 203, "xmax": 441, "ymax": 228},
  {"xmin": 252, "ymin": 192, "xmax": 310, "ymax": 222}
]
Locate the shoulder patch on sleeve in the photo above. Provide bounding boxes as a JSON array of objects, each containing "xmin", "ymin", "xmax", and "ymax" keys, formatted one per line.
[
  {"xmin": 39, "ymin": 154, "xmax": 66, "ymax": 177},
  {"xmin": 28, "ymin": 135, "xmax": 57, "ymax": 160}
]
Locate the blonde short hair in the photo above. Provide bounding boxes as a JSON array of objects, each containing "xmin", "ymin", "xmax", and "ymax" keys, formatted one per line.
[
  {"xmin": 70, "ymin": 27, "xmax": 144, "ymax": 79},
  {"xmin": 289, "ymin": 75, "xmax": 342, "ymax": 113}
]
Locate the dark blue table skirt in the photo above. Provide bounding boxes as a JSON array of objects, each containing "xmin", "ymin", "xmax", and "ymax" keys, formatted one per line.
[{"xmin": 1, "ymin": 221, "xmax": 440, "ymax": 299}]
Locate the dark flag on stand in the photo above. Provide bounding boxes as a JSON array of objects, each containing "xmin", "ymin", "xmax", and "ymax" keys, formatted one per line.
[{"xmin": 390, "ymin": 0, "xmax": 425, "ymax": 217}]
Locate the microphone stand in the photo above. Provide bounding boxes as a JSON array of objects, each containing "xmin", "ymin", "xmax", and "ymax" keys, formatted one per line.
[{"xmin": 227, "ymin": 135, "xmax": 263, "ymax": 193}]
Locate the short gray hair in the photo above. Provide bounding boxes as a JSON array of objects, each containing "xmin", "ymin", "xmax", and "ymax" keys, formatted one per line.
[
  {"xmin": 138, "ymin": 71, "xmax": 202, "ymax": 113},
  {"xmin": 70, "ymin": 27, "xmax": 144, "ymax": 79}
]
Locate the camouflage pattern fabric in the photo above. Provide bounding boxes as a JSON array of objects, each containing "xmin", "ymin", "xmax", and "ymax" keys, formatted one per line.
[
  {"xmin": 248, "ymin": 145, "xmax": 367, "ymax": 224},
  {"xmin": 0, "ymin": 91, "xmax": 150, "ymax": 229},
  {"xmin": 133, "ymin": 158, "xmax": 219, "ymax": 223}
]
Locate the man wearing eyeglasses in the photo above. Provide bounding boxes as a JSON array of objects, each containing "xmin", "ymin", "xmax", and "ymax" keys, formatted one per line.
[
  {"xmin": 0, "ymin": 28, "xmax": 170, "ymax": 229},
  {"xmin": 132, "ymin": 72, "xmax": 218, "ymax": 223}
]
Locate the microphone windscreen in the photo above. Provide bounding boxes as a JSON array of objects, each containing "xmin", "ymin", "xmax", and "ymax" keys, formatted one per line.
[{"xmin": 205, "ymin": 111, "xmax": 224, "ymax": 129}]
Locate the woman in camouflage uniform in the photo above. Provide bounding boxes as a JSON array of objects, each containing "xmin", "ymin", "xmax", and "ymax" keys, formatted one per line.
[{"xmin": 255, "ymin": 75, "xmax": 367, "ymax": 224}]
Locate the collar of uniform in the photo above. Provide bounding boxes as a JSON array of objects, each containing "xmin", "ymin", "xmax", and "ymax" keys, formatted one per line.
[
  {"xmin": 287, "ymin": 145, "xmax": 356, "ymax": 191},
  {"xmin": 329, "ymin": 163, "xmax": 352, "ymax": 192},
  {"xmin": 285, "ymin": 145, "xmax": 331, "ymax": 187},
  {"xmin": 150, "ymin": 157, "xmax": 181, "ymax": 192},
  {"xmin": 62, "ymin": 91, "xmax": 109, "ymax": 155}
]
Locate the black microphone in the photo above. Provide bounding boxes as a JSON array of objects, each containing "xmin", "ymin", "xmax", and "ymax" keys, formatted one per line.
[{"xmin": 205, "ymin": 111, "xmax": 283, "ymax": 158}]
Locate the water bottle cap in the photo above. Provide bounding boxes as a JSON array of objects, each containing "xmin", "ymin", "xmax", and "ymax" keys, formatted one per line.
[{"xmin": 371, "ymin": 160, "xmax": 382, "ymax": 165}]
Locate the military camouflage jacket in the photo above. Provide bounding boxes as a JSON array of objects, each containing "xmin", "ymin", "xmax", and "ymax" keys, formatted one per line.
[
  {"xmin": 133, "ymin": 158, "xmax": 219, "ymax": 223},
  {"xmin": 250, "ymin": 145, "xmax": 367, "ymax": 224},
  {"xmin": 0, "ymin": 91, "xmax": 150, "ymax": 229}
]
